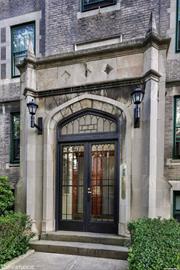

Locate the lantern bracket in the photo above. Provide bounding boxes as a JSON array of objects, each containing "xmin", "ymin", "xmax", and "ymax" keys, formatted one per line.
[{"xmin": 27, "ymin": 99, "xmax": 43, "ymax": 135}]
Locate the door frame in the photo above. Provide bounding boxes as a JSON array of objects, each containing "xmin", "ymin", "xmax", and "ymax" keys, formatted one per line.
[{"xmin": 55, "ymin": 109, "xmax": 120, "ymax": 233}]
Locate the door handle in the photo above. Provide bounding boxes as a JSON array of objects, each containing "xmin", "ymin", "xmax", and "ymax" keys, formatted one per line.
[{"xmin": 87, "ymin": 187, "xmax": 92, "ymax": 194}]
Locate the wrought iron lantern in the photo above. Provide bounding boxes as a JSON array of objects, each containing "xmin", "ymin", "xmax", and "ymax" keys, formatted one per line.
[
  {"xmin": 131, "ymin": 87, "xmax": 144, "ymax": 128},
  {"xmin": 27, "ymin": 99, "xmax": 43, "ymax": 135}
]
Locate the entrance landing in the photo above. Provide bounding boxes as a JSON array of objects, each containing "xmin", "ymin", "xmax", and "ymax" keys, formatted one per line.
[
  {"xmin": 30, "ymin": 231, "xmax": 130, "ymax": 261},
  {"xmin": 41, "ymin": 231, "xmax": 130, "ymax": 246}
]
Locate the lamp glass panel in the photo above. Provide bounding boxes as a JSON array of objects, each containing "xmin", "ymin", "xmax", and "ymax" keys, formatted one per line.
[
  {"xmin": 137, "ymin": 93, "xmax": 141, "ymax": 102},
  {"xmin": 132, "ymin": 94, "xmax": 136, "ymax": 104},
  {"xmin": 32, "ymin": 103, "xmax": 38, "ymax": 114},
  {"xmin": 132, "ymin": 90, "xmax": 144, "ymax": 105},
  {"xmin": 27, "ymin": 101, "xmax": 38, "ymax": 115}
]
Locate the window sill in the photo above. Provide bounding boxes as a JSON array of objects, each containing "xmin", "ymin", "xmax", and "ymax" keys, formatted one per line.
[
  {"xmin": 77, "ymin": 2, "xmax": 120, "ymax": 19},
  {"xmin": 166, "ymin": 158, "xmax": 180, "ymax": 166},
  {"xmin": 6, "ymin": 163, "xmax": 20, "ymax": 168}
]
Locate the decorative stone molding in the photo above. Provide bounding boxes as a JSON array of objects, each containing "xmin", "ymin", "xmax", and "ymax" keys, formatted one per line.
[
  {"xmin": 22, "ymin": 68, "xmax": 161, "ymax": 98},
  {"xmin": 42, "ymin": 94, "xmax": 132, "ymax": 235}
]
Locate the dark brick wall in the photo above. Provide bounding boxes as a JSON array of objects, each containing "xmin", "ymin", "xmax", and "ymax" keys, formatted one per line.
[
  {"xmin": 1, "ymin": 27, "xmax": 6, "ymax": 43},
  {"xmin": 164, "ymin": 94, "xmax": 173, "ymax": 160},
  {"xmin": 45, "ymin": 0, "xmax": 170, "ymax": 55},
  {"xmin": 167, "ymin": 60, "xmax": 180, "ymax": 81},
  {"xmin": 0, "ymin": 0, "xmax": 41, "ymax": 20},
  {"xmin": 0, "ymin": 83, "xmax": 20, "ymax": 102},
  {"xmin": 1, "ymin": 64, "xmax": 6, "ymax": 79}
]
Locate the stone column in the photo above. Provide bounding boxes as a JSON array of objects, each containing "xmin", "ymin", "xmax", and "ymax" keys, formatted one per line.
[
  {"xmin": 42, "ymin": 117, "xmax": 57, "ymax": 232},
  {"xmin": 15, "ymin": 69, "xmax": 27, "ymax": 213},
  {"xmin": 18, "ymin": 56, "xmax": 43, "ymax": 235},
  {"xmin": 143, "ymin": 44, "xmax": 159, "ymax": 218},
  {"xmin": 146, "ymin": 78, "xmax": 159, "ymax": 218}
]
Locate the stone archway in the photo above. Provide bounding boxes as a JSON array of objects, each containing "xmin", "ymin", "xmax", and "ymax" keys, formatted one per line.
[{"xmin": 42, "ymin": 94, "xmax": 132, "ymax": 235}]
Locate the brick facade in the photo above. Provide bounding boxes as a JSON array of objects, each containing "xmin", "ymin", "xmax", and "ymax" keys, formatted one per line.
[
  {"xmin": 0, "ymin": 0, "xmax": 45, "ymax": 186},
  {"xmin": 45, "ymin": 0, "xmax": 170, "ymax": 55}
]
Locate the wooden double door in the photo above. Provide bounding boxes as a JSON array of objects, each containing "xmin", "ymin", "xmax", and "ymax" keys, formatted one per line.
[{"xmin": 56, "ymin": 141, "xmax": 119, "ymax": 233}]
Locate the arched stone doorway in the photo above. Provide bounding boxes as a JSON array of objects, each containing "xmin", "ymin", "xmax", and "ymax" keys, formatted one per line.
[
  {"xmin": 56, "ymin": 109, "xmax": 120, "ymax": 233},
  {"xmin": 42, "ymin": 94, "xmax": 132, "ymax": 235}
]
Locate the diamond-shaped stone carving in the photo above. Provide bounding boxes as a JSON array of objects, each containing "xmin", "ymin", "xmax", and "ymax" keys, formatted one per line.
[
  {"xmin": 61, "ymin": 70, "xmax": 71, "ymax": 81},
  {"xmin": 104, "ymin": 64, "xmax": 113, "ymax": 75}
]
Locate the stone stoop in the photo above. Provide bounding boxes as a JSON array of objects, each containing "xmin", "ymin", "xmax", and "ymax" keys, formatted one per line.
[{"xmin": 30, "ymin": 231, "xmax": 130, "ymax": 260}]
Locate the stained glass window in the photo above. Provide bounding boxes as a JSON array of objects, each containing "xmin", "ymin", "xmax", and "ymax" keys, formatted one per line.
[
  {"xmin": 82, "ymin": 0, "xmax": 117, "ymax": 12},
  {"xmin": 11, "ymin": 113, "xmax": 20, "ymax": 163},
  {"xmin": 11, "ymin": 22, "xmax": 35, "ymax": 77},
  {"xmin": 176, "ymin": 0, "xmax": 180, "ymax": 52}
]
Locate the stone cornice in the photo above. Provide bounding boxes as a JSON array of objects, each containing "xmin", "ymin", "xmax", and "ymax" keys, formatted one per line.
[
  {"xmin": 23, "ymin": 69, "xmax": 161, "ymax": 98},
  {"xmin": 19, "ymin": 34, "xmax": 171, "ymax": 72}
]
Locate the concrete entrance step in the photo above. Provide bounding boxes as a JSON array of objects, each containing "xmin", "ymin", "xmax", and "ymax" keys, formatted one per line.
[
  {"xmin": 41, "ymin": 231, "xmax": 130, "ymax": 247},
  {"xmin": 30, "ymin": 240, "xmax": 128, "ymax": 260}
]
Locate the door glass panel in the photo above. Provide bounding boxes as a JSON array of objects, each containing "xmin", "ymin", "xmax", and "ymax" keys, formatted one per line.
[
  {"xmin": 62, "ymin": 145, "xmax": 84, "ymax": 221},
  {"xmin": 90, "ymin": 143, "xmax": 115, "ymax": 222}
]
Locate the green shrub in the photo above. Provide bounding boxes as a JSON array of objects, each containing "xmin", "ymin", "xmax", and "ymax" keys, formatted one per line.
[
  {"xmin": 0, "ymin": 213, "xmax": 34, "ymax": 268},
  {"xmin": 0, "ymin": 176, "xmax": 14, "ymax": 216},
  {"xmin": 128, "ymin": 218, "xmax": 180, "ymax": 270}
]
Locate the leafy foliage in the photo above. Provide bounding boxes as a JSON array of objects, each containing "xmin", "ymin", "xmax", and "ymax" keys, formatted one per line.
[
  {"xmin": 0, "ymin": 176, "xmax": 14, "ymax": 216},
  {"xmin": 0, "ymin": 213, "xmax": 34, "ymax": 268},
  {"xmin": 128, "ymin": 218, "xmax": 180, "ymax": 270}
]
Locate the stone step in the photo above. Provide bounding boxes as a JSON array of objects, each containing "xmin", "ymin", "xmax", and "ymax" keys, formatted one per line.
[
  {"xmin": 30, "ymin": 240, "xmax": 128, "ymax": 260},
  {"xmin": 41, "ymin": 231, "xmax": 130, "ymax": 247}
]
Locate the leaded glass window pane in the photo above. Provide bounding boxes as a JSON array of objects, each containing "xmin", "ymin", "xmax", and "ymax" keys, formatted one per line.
[
  {"xmin": 176, "ymin": 0, "xmax": 180, "ymax": 51},
  {"xmin": 91, "ymin": 143, "xmax": 115, "ymax": 222},
  {"xmin": 82, "ymin": 0, "xmax": 117, "ymax": 12},
  {"xmin": 11, "ymin": 113, "xmax": 20, "ymax": 163},
  {"xmin": 174, "ymin": 97, "xmax": 180, "ymax": 158},
  {"xmin": 173, "ymin": 191, "xmax": 180, "ymax": 222},
  {"xmin": 61, "ymin": 113, "xmax": 116, "ymax": 135},
  {"xmin": 62, "ymin": 145, "xmax": 84, "ymax": 221},
  {"xmin": 11, "ymin": 22, "xmax": 35, "ymax": 77}
]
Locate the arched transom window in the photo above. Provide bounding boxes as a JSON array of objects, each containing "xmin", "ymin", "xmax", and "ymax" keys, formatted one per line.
[{"xmin": 60, "ymin": 111, "xmax": 117, "ymax": 136}]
